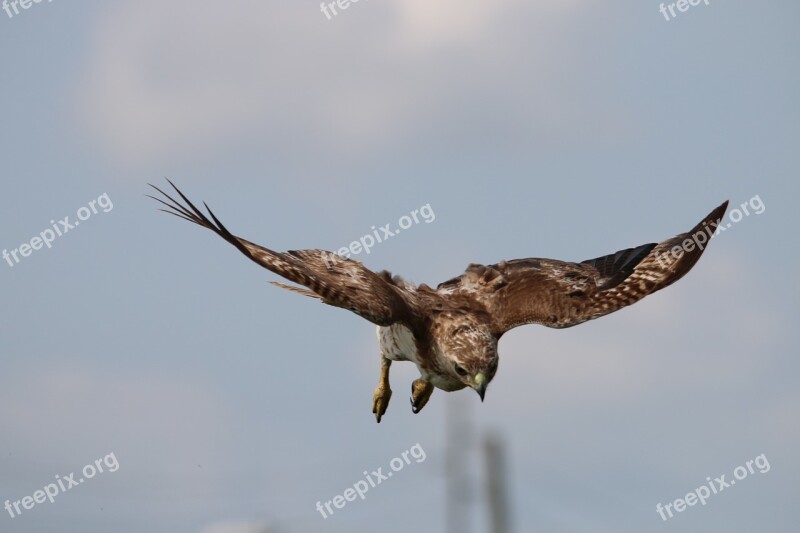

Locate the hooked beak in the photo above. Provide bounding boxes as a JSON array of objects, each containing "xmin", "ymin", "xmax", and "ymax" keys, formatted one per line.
[{"xmin": 474, "ymin": 372, "xmax": 487, "ymax": 402}]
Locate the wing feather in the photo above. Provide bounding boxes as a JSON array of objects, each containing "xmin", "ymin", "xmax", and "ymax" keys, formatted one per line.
[
  {"xmin": 438, "ymin": 201, "xmax": 728, "ymax": 334},
  {"xmin": 149, "ymin": 180, "xmax": 415, "ymax": 326}
]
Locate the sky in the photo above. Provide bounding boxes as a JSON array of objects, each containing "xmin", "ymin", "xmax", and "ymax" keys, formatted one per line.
[{"xmin": 0, "ymin": 1, "xmax": 798, "ymax": 532}]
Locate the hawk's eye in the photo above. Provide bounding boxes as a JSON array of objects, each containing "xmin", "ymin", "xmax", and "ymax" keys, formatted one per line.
[{"xmin": 454, "ymin": 364, "xmax": 468, "ymax": 377}]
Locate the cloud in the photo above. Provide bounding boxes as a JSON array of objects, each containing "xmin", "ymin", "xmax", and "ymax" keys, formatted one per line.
[
  {"xmin": 392, "ymin": 0, "xmax": 579, "ymax": 48},
  {"xmin": 391, "ymin": 0, "xmax": 508, "ymax": 49},
  {"xmin": 74, "ymin": 0, "xmax": 599, "ymax": 168}
]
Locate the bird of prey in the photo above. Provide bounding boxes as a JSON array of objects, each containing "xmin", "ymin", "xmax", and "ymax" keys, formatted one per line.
[{"xmin": 149, "ymin": 181, "xmax": 727, "ymax": 422}]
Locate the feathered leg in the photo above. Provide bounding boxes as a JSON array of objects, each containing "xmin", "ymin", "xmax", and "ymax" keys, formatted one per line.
[{"xmin": 372, "ymin": 356, "xmax": 392, "ymax": 423}]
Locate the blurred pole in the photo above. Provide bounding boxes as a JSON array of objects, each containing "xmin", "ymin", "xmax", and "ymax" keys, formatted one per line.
[
  {"xmin": 446, "ymin": 393, "xmax": 472, "ymax": 533},
  {"xmin": 484, "ymin": 433, "xmax": 510, "ymax": 533}
]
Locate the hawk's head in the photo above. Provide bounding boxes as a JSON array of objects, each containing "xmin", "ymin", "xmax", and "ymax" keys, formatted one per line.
[{"xmin": 436, "ymin": 317, "xmax": 499, "ymax": 400}]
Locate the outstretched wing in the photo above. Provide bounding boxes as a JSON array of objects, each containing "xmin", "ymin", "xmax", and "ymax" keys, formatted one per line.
[
  {"xmin": 437, "ymin": 201, "xmax": 728, "ymax": 334},
  {"xmin": 148, "ymin": 180, "xmax": 416, "ymax": 326}
]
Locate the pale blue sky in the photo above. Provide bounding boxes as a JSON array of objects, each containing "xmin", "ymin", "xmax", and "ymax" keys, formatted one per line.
[{"xmin": 1, "ymin": 1, "xmax": 798, "ymax": 532}]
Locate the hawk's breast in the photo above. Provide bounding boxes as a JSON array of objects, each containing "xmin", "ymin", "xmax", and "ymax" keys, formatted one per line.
[{"xmin": 377, "ymin": 324, "xmax": 419, "ymax": 363}]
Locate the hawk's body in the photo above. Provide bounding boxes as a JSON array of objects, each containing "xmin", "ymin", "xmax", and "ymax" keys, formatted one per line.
[{"xmin": 150, "ymin": 181, "xmax": 727, "ymax": 422}]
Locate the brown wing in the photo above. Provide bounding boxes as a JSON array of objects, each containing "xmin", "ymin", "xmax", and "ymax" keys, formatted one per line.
[
  {"xmin": 438, "ymin": 201, "xmax": 728, "ymax": 334},
  {"xmin": 148, "ymin": 180, "xmax": 416, "ymax": 326}
]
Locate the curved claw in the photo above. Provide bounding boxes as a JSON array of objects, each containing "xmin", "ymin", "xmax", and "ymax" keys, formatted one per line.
[
  {"xmin": 372, "ymin": 386, "xmax": 392, "ymax": 423},
  {"xmin": 410, "ymin": 379, "xmax": 434, "ymax": 414},
  {"xmin": 410, "ymin": 395, "xmax": 422, "ymax": 414}
]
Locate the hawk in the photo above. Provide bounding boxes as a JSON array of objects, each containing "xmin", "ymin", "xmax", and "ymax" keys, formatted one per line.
[{"xmin": 150, "ymin": 181, "xmax": 727, "ymax": 422}]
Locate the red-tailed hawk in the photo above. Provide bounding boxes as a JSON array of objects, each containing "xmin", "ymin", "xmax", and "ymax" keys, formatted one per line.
[{"xmin": 150, "ymin": 181, "xmax": 727, "ymax": 422}]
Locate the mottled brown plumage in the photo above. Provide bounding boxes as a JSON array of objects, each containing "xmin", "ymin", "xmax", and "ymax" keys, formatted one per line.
[{"xmin": 150, "ymin": 181, "xmax": 727, "ymax": 422}]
